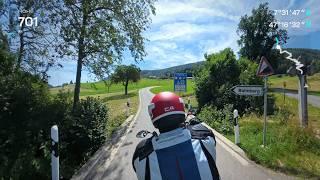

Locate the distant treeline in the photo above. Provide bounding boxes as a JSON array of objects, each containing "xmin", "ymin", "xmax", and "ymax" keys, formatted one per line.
[
  {"xmin": 141, "ymin": 48, "xmax": 320, "ymax": 78},
  {"xmin": 140, "ymin": 61, "xmax": 204, "ymax": 78}
]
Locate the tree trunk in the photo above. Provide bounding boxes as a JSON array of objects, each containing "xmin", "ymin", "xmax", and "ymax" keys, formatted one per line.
[
  {"xmin": 125, "ymin": 79, "xmax": 129, "ymax": 95},
  {"xmin": 17, "ymin": 23, "xmax": 25, "ymax": 69},
  {"xmin": 73, "ymin": 50, "xmax": 83, "ymax": 110},
  {"xmin": 73, "ymin": 10, "xmax": 87, "ymax": 111}
]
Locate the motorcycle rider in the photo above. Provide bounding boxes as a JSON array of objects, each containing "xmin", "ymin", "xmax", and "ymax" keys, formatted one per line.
[{"xmin": 132, "ymin": 92, "xmax": 220, "ymax": 180}]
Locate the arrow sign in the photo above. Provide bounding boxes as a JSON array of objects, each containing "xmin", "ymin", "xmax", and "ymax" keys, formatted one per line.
[
  {"xmin": 257, "ymin": 56, "xmax": 274, "ymax": 76},
  {"xmin": 232, "ymin": 85, "xmax": 264, "ymax": 96}
]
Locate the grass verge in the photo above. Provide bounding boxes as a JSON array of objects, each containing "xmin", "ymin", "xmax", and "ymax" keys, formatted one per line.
[
  {"xmin": 220, "ymin": 94, "xmax": 320, "ymax": 178},
  {"xmin": 234, "ymin": 114, "xmax": 320, "ymax": 178}
]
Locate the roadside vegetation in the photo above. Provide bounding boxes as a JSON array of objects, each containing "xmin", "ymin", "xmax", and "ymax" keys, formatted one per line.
[
  {"xmin": 150, "ymin": 71, "xmax": 320, "ymax": 178},
  {"xmin": 86, "ymin": 90, "xmax": 139, "ymax": 137},
  {"xmin": 223, "ymin": 94, "xmax": 320, "ymax": 178},
  {"xmin": 193, "ymin": 3, "xmax": 320, "ymax": 177},
  {"xmin": 149, "ymin": 3, "xmax": 320, "ymax": 178},
  {"xmin": 0, "ymin": 0, "xmax": 156, "ymax": 178},
  {"xmin": 0, "ymin": 49, "xmax": 109, "ymax": 178}
]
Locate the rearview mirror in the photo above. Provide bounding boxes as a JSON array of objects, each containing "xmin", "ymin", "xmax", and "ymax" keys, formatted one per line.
[{"xmin": 136, "ymin": 130, "xmax": 151, "ymax": 138}]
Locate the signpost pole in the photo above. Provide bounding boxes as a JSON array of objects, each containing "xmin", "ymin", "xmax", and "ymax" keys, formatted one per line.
[
  {"xmin": 263, "ymin": 76, "xmax": 268, "ymax": 147},
  {"xmin": 256, "ymin": 56, "xmax": 274, "ymax": 147}
]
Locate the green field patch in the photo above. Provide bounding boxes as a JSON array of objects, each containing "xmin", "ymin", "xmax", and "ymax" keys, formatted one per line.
[
  {"xmin": 51, "ymin": 78, "xmax": 174, "ymax": 96},
  {"xmin": 150, "ymin": 79, "xmax": 195, "ymax": 96}
]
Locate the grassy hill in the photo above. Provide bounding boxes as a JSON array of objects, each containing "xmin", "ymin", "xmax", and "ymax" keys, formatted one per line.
[
  {"xmin": 51, "ymin": 78, "xmax": 179, "ymax": 96},
  {"xmin": 141, "ymin": 61, "xmax": 204, "ymax": 78}
]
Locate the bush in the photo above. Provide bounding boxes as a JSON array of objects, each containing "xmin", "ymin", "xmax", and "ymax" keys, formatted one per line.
[
  {"xmin": 0, "ymin": 46, "xmax": 110, "ymax": 179},
  {"xmin": 51, "ymin": 94, "xmax": 109, "ymax": 178},
  {"xmin": 73, "ymin": 97, "xmax": 108, "ymax": 153},
  {"xmin": 274, "ymin": 105, "xmax": 291, "ymax": 125},
  {"xmin": 198, "ymin": 104, "xmax": 234, "ymax": 134},
  {"xmin": 0, "ymin": 70, "xmax": 52, "ymax": 178},
  {"xmin": 195, "ymin": 48, "xmax": 240, "ymax": 110},
  {"xmin": 194, "ymin": 50, "xmax": 275, "ymax": 116}
]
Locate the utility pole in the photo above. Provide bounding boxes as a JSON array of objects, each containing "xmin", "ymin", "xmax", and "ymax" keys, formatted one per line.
[{"xmin": 298, "ymin": 74, "xmax": 308, "ymax": 127}]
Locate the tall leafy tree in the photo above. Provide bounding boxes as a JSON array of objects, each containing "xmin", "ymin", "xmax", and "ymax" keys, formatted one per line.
[
  {"xmin": 111, "ymin": 64, "xmax": 141, "ymax": 95},
  {"xmin": 0, "ymin": 0, "xmax": 59, "ymax": 80},
  {"xmin": 195, "ymin": 48, "xmax": 240, "ymax": 109},
  {"xmin": 52, "ymin": 0, "xmax": 155, "ymax": 109},
  {"xmin": 237, "ymin": 3, "xmax": 288, "ymax": 63}
]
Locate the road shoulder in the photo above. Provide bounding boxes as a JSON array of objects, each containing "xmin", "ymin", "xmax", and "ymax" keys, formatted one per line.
[{"xmin": 71, "ymin": 89, "xmax": 143, "ymax": 179}]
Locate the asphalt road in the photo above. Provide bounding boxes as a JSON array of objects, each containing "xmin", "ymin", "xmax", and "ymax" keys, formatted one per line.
[
  {"xmin": 79, "ymin": 87, "xmax": 296, "ymax": 180},
  {"xmin": 285, "ymin": 92, "xmax": 320, "ymax": 107},
  {"xmin": 271, "ymin": 88, "xmax": 320, "ymax": 107}
]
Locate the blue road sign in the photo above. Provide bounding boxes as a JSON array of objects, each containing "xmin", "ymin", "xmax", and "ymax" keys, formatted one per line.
[{"xmin": 174, "ymin": 73, "xmax": 187, "ymax": 92}]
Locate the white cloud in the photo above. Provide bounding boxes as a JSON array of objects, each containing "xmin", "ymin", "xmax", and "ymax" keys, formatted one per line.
[
  {"xmin": 152, "ymin": 0, "xmax": 242, "ymax": 25},
  {"xmin": 148, "ymin": 22, "xmax": 229, "ymax": 41},
  {"xmin": 199, "ymin": 31, "xmax": 239, "ymax": 55},
  {"xmin": 48, "ymin": 0, "xmax": 320, "ymax": 85}
]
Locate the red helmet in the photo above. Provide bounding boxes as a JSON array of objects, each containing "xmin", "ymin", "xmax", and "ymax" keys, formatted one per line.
[{"xmin": 148, "ymin": 92, "xmax": 185, "ymax": 124}]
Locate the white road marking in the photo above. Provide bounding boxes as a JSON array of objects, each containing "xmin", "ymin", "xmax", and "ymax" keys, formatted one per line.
[{"xmin": 216, "ymin": 138, "xmax": 249, "ymax": 166}]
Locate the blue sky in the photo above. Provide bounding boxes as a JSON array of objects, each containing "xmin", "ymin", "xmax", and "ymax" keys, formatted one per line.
[{"xmin": 48, "ymin": 0, "xmax": 320, "ymax": 86}]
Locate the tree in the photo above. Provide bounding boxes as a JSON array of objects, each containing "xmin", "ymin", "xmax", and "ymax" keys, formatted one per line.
[
  {"xmin": 111, "ymin": 65, "xmax": 140, "ymax": 95},
  {"xmin": 0, "ymin": 1, "xmax": 59, "ymax": 80},
  {"xmin": 195, "ymin": 48, "xmax": 240, "ymax": 109},
  {"xmin": 91, "ymin": 61, "xmax": 114, "ymax": 93},
  {"xmin": 51, "ymin": 0, "xmax": 155, "ymax": 110},
  {"xmin": 237, "ymin": 3, "xmax": 288, "ymax": 64},
  {"xmin": 0, "ymin": 37, "xmax": 52, "ymax": 178}
]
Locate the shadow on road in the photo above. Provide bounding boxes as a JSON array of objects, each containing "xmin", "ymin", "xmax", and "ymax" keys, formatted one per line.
[
  {"xmin": 122, "ymin": 141, "xmax": 133, "ymax": 147},
  {"xmin": 74, "ymin": 117, "xmax": 134, "ymax": 179}
]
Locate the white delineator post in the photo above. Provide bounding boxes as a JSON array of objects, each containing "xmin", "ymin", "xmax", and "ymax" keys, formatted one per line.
[
  {"xmin": 233, "ymin": 109, "xmax": 240, "ymax": 145},
  {"xmin": 51, "ymin": 125, "xmax": 59, "ymax": 180}
]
